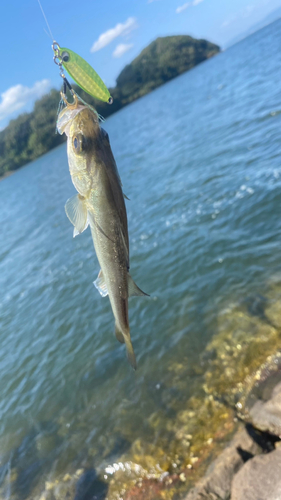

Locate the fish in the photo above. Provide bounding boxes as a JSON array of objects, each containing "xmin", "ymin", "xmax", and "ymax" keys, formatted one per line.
[{"xmin": 57, "ymin": 100, "xmax": 147, "ymax": 369}]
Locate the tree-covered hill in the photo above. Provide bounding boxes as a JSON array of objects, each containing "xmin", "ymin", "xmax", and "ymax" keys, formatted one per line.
[
  {"xmin": 115, "ymin": 36, "xmax": 220, "ymax": 103},
  {"xmin": 0, "ymin": 35, "xmax": 219, "ymax": 178}
]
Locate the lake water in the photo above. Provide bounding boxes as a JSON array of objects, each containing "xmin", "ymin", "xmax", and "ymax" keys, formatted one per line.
[{"xmin": 0, "ymin": 20, "xmax": 281, "ymax": 500}]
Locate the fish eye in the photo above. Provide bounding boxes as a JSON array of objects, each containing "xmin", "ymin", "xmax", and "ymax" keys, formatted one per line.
[
  {"xmin": 72, "ymin": 135, "xmax": 82, "ymax": 153},
  {"xmin": 61, "ymin": 51, "xmax": 70, "ymax": 62}
]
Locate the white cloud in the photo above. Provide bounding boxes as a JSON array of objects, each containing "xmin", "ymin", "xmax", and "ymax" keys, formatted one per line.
[
  {"xmin": 90, "ymin": 18, "xmax": 137, "ymax": 53},
  {"xmin": 176, "ymin": 0, "xmax": 204, "ymax": 13},
  {"xmin": 176, "ymin": 2, "xmax": 191, "ymax": 13},
  {"xmin": 113, "ymin": 43, "xmax": 133, "ymax": 58},
  {"xmin": 0, "ymin": 80, "xmax": 51, "ymax": 124}
]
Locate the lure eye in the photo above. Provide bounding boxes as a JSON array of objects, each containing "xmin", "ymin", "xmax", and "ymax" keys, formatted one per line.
[{"xmin": 61, "ymin": 51, "xmax": 70, "ymax": 63}]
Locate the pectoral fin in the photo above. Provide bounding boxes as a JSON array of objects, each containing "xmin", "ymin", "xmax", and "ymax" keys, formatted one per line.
[
  {"xmin": 128, "ymin": 274, "xmax": 149, "ymax": 297},
  {"xmin": 65, "ymin": 194, "xmax": 88, "ymax": 237},
  {"xmin": 94, "ymin": 269, "xmax": 108, "ymax": 297}
]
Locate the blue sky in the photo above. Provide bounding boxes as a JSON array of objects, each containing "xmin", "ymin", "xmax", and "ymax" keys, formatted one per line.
[{"xmin": 0, "ymin": 0, "xmax": 280, "ymax": 129}]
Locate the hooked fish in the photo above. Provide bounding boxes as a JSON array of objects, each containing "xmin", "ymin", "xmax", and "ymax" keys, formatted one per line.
[{"xmin": 57, "ymin": 99, "xmax": 147, "ymax": 369}]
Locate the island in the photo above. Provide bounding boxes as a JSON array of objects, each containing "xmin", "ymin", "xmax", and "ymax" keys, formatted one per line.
[{"xmin": 0, "ymin": 35, "xmax": 220, "ymax": 179}]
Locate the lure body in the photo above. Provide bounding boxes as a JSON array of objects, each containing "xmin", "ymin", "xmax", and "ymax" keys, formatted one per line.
[{"xmin": 59, "ymin": 47, "xmax": 112, "ymax": 103}]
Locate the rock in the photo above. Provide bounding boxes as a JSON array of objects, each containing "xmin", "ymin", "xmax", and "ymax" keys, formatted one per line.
[
  {"xmin": 39, "ymin": 491, "xmax": 56, "ymax": 500},
  {"xmin": 231, "ymin": 447, "xmax": 281, "ymax": 500},
  {"xmin": 74, "ymin": 469, "xmax": 108, "ymax": 500},
  {"xmin": 63, "ymin": 474, "xmax": 72, "ymax": 482},
  {"xmin": 248, "ymin": 381, "xmax": 281, "ymax": 436},
  {"xmin": 45, "ymin": 481, "xmax": 55, "ymax": 491},
  {"xmin": 242, "ymin": 353, "xmax": 281, "ymax": 438},
  {"xmin": 265, "ymin": 299, "xmax": 281, "ymax": 329},
  {"xmin": 185, "ymin": 428, "xmax": 261, "ymax": 500},
  {"xmin": 53, "ymin": 480, "xmax": 75, "ymax": 500},
  {"xmin": 125, "ymin": 477, "xmax": 172, "ymax": 500},
  {"xmin": 202, "ymin": 306, "xmax": 279, "ymax": 406}
]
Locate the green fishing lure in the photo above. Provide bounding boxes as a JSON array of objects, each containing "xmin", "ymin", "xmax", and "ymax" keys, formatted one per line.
[
  {"xmin": 53, "ymin": 43, "xmax": 112, "ymax": 104},
  {"xmin": 37, "ymin": 0, "xmax": 112, "ymax": 104}
]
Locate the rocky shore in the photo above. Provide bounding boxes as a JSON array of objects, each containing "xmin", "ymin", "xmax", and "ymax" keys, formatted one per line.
[{"xmin": 186, "ymin": 360, "xmax": 281, "ymax": 500}]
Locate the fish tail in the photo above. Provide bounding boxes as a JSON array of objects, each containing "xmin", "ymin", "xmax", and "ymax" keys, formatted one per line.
[
  {"xmin": 125, "ymin": 336, "xmax": 137, "ymax": 370},
  {"xmin": 115, "ymin": 324, "xmax": 137, "ymax": 369}
]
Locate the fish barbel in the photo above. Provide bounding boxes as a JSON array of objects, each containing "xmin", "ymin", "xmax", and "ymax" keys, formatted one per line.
[{"xmin": 57, "ymin": 102, "xmax": 147, "ymax": 369}]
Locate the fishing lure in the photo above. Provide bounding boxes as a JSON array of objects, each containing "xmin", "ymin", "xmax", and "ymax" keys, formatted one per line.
[
  {"xmin": 37, "ymin": 0, "xmax": 112, "ymax": 105},
  {"xmin": 53, "ymin": 42, "xmax": 113, "ymax": 104}
]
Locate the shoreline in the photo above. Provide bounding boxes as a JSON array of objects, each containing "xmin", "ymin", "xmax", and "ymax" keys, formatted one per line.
[
  {"xmin": 0, "ymin": 170, "xmax": 16, "ymax": 182},
  {"xmin": 185, "ymin": 352, "xmax": 281, "ymax": 500}
]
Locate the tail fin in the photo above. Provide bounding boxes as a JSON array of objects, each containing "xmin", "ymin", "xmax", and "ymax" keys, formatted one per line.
[
  {"xmin": 124, "ymin": 336, "xmax": 137, "ymax": 370},
  {"xmin": 115, "ymin": 323, "xmax": 137, "ymax": 370}
]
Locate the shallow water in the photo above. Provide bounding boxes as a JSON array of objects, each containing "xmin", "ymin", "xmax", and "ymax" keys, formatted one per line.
[{"xmin": 0, "ymin": 20, "xmax": 281, "ymax": 499}]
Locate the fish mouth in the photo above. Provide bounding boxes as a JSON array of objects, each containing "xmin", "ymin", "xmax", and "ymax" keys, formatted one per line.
[{"xmin": 57, "ymin": 105, "xmax": 86, "ymax": 136}]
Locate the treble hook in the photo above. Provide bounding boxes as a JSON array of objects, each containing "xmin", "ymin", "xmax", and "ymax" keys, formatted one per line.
[{"xmin": 60, "ymin": 92, "xmax": 79, "ymax": 109}]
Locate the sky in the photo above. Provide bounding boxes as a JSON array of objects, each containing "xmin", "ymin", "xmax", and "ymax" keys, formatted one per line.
[{"xmin": 0, "ymin": 0, "xmax": 280, "ymax": 129}]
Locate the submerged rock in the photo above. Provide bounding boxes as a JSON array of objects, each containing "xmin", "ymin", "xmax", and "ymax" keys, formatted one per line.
[
  {"xmin": 74, "ymin": 469, "xmax": 108, "ymax": 500},
  {"xmin": 203, "ymin": 306, "xmax": 280, "ymax": 406},
  {"xmin": 36, "ymin": 469, "xmax": 108, "ymax": 500}
]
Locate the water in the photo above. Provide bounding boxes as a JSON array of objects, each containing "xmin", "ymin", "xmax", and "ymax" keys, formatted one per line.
[{"xmin": 0, "ymin": 20, "xmax": 281, "ymax": 499}]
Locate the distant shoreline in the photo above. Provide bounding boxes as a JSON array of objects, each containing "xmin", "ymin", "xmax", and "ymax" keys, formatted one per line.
[{"xmin": 0, "ymin": 170, "xmax": 15, "ymax": 182}]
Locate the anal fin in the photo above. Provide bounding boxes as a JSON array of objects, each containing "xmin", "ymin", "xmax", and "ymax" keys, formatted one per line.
[{"xmin": 128, "ymin": 273, "xmax": 149, "ymax": 298}]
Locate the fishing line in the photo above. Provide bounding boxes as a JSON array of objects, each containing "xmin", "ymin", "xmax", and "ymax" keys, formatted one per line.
[
  {"xmin": 37, "ymin": 0, "xmax": 72, "ymax": 102},
  {"xmin": 43, "ymin": 28, "xmax": 53, "ymax": 41},
  {"xmin": 37, "ymin": 0, "xmax": 55, "ymax": 41}
]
